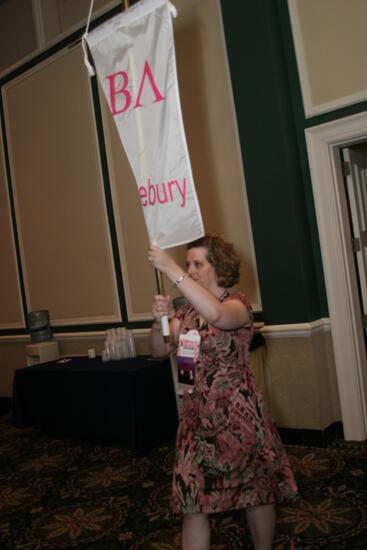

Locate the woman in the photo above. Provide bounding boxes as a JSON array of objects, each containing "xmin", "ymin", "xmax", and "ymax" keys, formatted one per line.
[{"xmin": 149, "ymin": 234, "xmax": 297, "ymax": 550}]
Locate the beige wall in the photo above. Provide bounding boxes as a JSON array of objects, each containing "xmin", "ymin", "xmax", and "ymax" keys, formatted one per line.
[
  {"xmin": 289, "ymin": 0, "xmax": 367, "ymax": 114},
  {"xmin": 1, "ymin": 0, "xmax": 260, "ymax": 329},
  {"xmin": 40, "ymin": 0, "xmax": 116, "ymax": 44},
  {"xmin": 3, "ymin": 46, "xmax": 120, "ymax": 326},
  {"xmin": 263, "ymin": 328, "xmax": 341, "ymax": 430}
]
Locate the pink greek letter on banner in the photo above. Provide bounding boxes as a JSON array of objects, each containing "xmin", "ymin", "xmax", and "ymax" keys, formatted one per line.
[{"xmin": 84, "ymin": 0, "xmax": 204, "ymax": 249}]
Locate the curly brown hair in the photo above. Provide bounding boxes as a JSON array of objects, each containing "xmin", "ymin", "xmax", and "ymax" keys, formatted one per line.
[{"xmin": 187, "ymin": 233, "xmax": 240, "ymax": 288}]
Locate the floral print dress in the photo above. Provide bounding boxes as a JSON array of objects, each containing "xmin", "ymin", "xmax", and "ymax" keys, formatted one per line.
[{"xmin": 171, "ymin": 291, "xmax": 298, "ymax": 514}]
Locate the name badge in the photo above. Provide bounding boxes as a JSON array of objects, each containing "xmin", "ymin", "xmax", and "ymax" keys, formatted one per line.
[{"xmin": 177, "ymin": 329, "xmax": 200, "ymax": 393}]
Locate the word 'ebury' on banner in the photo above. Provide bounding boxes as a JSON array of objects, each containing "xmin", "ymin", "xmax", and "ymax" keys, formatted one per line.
[{"xmin": 84, "ymin": 0, "xmax": 204, "ymax": 249}]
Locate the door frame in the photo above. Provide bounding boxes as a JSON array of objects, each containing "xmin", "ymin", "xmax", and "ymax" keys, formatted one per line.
[{"xmin": 305, "ymin": 112, "xmax": 367, "ymax": 440}]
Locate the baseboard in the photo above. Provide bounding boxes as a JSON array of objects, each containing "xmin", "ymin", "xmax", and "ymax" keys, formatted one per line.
[
  {"xmin": 278, "ymin": 421, "xmax": 344, "ymax": 447},
  {"xmin": 0, "ymin": 397, "xmax": 11, "ymax": 416}
]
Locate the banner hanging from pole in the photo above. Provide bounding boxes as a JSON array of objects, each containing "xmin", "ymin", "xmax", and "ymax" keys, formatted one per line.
[{"xmin": 84, "ymin": 0, "xmax": 204, "ymax": 249}]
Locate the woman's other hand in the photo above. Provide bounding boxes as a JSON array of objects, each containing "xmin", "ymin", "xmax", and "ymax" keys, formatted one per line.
[{"xmin": 152, "ymin": 294, "xmax": 170, "ymax": 323}]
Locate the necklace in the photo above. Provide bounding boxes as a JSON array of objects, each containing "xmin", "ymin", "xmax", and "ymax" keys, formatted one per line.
[{"xmin": 216, "ymin": 289, "xmax": 227, "ymax": 301}]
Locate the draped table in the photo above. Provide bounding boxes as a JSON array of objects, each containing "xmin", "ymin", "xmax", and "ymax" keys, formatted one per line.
[{"xmin": 12, "ymin": 355, "xmax": 178, "ymax": 452}]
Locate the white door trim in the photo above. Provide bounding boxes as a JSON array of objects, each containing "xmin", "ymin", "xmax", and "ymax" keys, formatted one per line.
[{"xmin": 305, "ymin": 112, "xmax": 367, "ymax": 440}]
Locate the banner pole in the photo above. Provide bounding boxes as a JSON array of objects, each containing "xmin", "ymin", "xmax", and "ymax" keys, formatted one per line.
[
  {"xmin": 121, "ymin": 0, "xmax": 169, "ymax": 340},
  {"xmin": 155, "ymin": 268, "xmax": 170, "ymax": 341}
]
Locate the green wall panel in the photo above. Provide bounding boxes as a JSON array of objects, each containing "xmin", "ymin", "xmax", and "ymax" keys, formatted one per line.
[{"xmin": 221, "ymin": 0, "xmax": 328, "ymax": 324}]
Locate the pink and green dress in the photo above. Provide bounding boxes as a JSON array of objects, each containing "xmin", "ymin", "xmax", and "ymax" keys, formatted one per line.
[{"xmin": 171, "ymin": 291, "xmax": 298, "ymax": 514}]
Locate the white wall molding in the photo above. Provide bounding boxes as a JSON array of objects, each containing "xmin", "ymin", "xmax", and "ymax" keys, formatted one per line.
[
  {"xmin": 55, "ymin": 328, "xmax": 151, "ymax": 341},
  {"xmin": 0, "ymin": 322, "xmax": 26, "ymax": 331},
  {"xmin": 0, "ymin": 328, "xmax": 151, "ymax": 344},
  {"xmin": 305, "ymin": 112, "xmax": 367, "ymax": 440},
  {"xmin": 0, "ymin": 335, "xmax": 31, "ymax": 343},
  {"xmin": 0, "ymin": 321, "xmax": 332, "ymax": 344},
  {"xmin": 51, "ymin": 315, "xmax": 121, "ymax": 327},
  {"xmin": 261, "ymin": 318, "xmax": 330, "ymax": 339}
]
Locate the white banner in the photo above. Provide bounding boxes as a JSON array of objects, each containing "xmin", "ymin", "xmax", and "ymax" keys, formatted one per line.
[{"xmin": 84, "ymin": 0, "xmax": 204, "ymax": 249}]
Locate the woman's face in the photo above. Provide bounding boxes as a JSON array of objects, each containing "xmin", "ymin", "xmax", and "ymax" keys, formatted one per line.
[{"xmin": 186, "ymin": 246, "xmax": 218, "ymax": 290}]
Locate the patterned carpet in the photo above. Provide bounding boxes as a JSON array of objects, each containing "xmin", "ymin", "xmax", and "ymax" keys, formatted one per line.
[{"xmin": 0, "ymin": 414, "xmax": 366, "ymax": 549}]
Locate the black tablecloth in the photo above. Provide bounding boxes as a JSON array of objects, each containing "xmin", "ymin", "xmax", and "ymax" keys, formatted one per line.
[{"xmin": 12, "ymin": 355, "xmax": 178, "ymax": 451}]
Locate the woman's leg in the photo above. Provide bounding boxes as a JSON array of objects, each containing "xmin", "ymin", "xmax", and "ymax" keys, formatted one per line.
[
  {"xmin": 245, "ymin": 503, "xmax": 275, "ymax": 550},
  {"xmin": 182, "ymin": 513, "xmax": 210, "ymax": 550}
]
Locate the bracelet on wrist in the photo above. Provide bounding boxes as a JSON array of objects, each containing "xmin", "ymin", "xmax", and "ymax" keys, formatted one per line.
[
  {"xmin": 152, "ymin": 322, "xmax": 162, "ymax": 332},
  {"xmin": 174, "ymin": 273, "xmax": 187, "ymax": 287}
]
